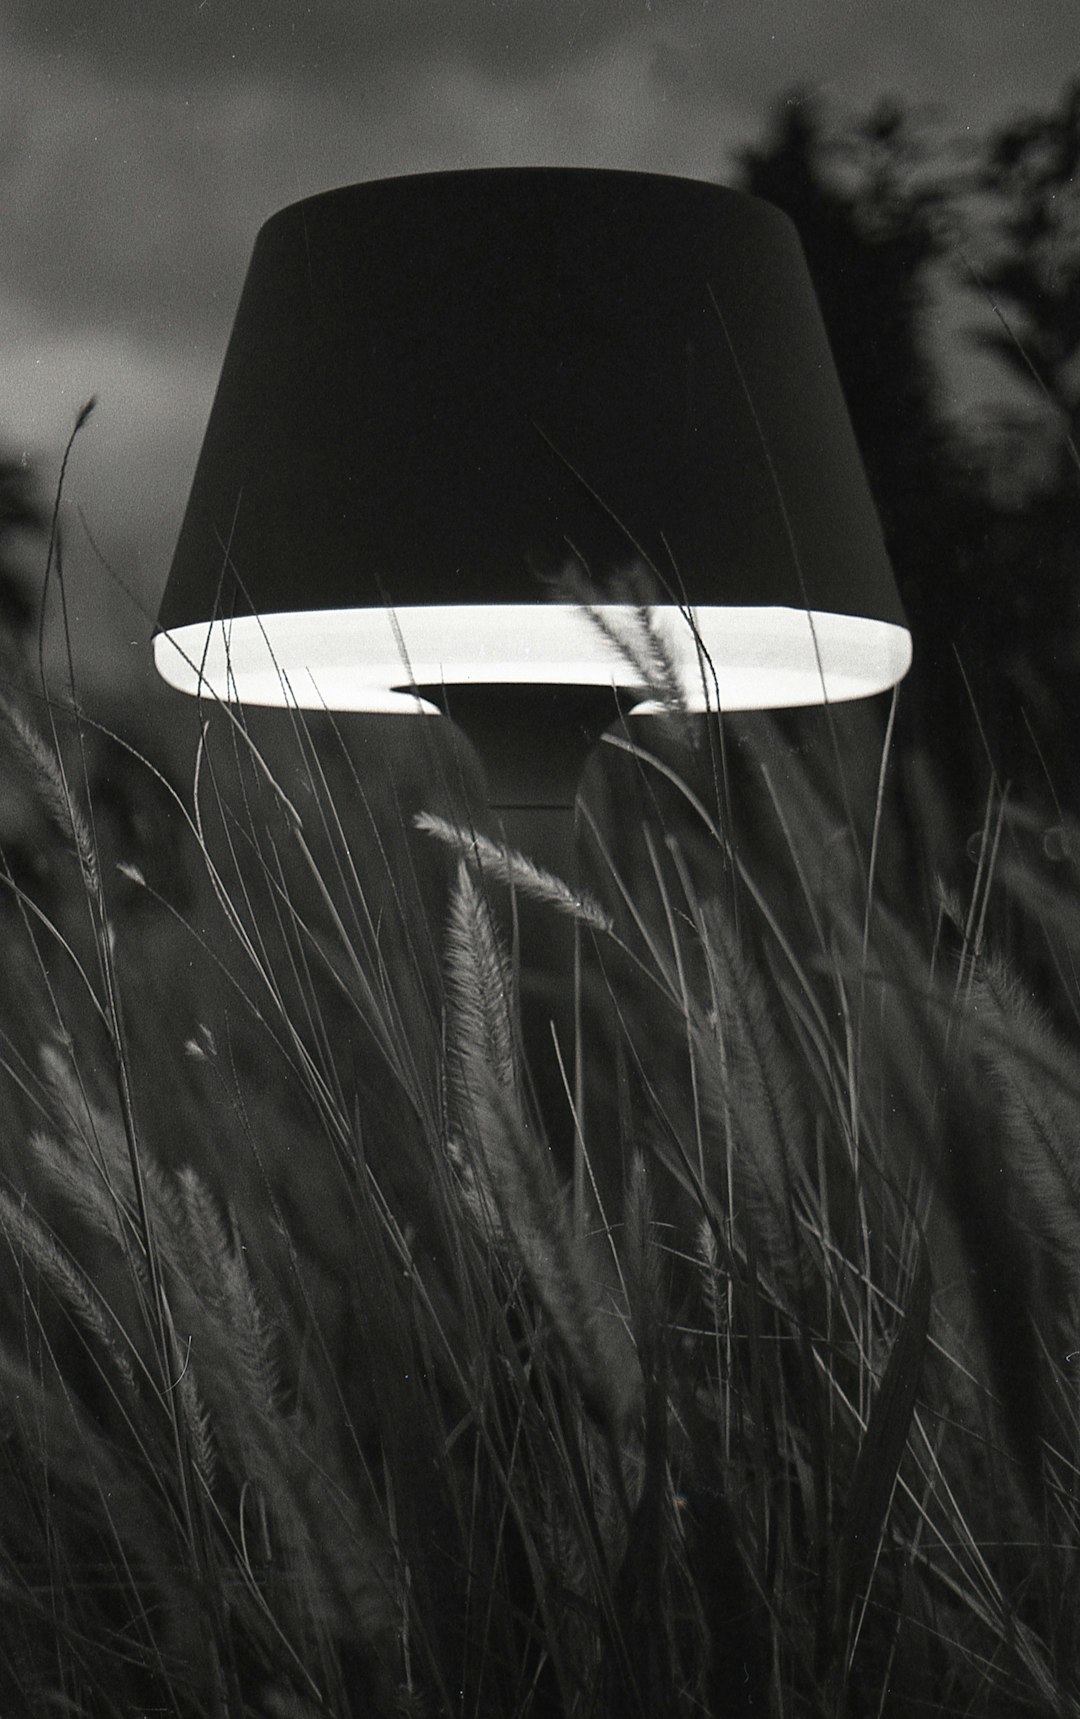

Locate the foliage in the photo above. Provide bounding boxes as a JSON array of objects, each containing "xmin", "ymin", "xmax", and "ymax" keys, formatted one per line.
[
  {"xmin": 0, "ymin": 448, "xmax": 44, "ymax": 647},
  {"xmin": 1, "ymin": 76, "xmax": 1080, "ymax": 1719},
  {"xmin": 738, "ymin": 85, "xmax": 1080, "ymax": 825},
  {"xmin": 966, "ymin": 79, "xmax": 1080, "ymax": 465},
  {"xmin": 0, "ymin": 557, "xmax": 1079, "ymax": 1716}
]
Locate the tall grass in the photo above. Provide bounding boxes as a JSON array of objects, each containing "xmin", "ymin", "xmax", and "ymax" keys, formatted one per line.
[{"xmin": 2, "ymin": 515, "xmax": 1080, "ymax": 1713}]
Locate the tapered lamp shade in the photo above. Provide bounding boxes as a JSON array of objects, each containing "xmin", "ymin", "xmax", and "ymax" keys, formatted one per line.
[{"xmin": 155, "ymin": 168, "xmax": 911, "ymax": 715}]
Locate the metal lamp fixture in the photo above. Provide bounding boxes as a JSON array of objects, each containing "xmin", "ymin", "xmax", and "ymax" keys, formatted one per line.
[{"xmin": 154, "ymin": 168, "xmax": 911, "ymax": 802}]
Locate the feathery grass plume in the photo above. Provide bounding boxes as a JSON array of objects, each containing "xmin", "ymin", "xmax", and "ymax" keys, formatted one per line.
[
  {"xmin": 438, "ymin": 835, "xmax": 519, "ymax": 1189},
  {"xmin": 443, "ymin": 856, "xmax": 517, "ymax": 1152},
  {"xmin": 691, "ymin": 896, "xmax": 807, "ymax": 1278},
  {"xmin": 455, "ymin": 1049, "xmax": 638, "ymax": 1440},
  {"xmin": 696, "ymin": 1215, "xmax": 728, "ymax": 1343},
  {"xmin": 557, "ymin": 558, "xmax": 691, "ymax": 725},
  {"xmin": 964, "ymin": 952, "xmax": 1080, "ymax": 1278},
  {"xmin": 0, "ymin": 1341, "xmax": 165, "ymax": 1559},
  {"xmin": 277, "ymin": 1454, "xmax": 402, "ymax": 1657},
  {"xmin": 622, "ymin": 1151, "xmax": 664, "ymax": 1352},
  {"xmin": 176, "ymin": 1165, "xmax": 240, "ymax": 1306},
  {"xmin": 588, "ymin": 601, "xmax": 687, "ymax": 717},
  {"xmin": 532, "ymin": 1479, "xmax": 609, "ymax": 1697},
  {"xmin": 38, "ymin": 1038, "xmax": 188, "ymax": 1271},
  {"xmin": 415, "ymin": 811, "xmax": 613, "ymax": 933},
  {"xmin": 0, "ymin": 694, "xmax": 99, "ymax": 899},
  {"xmin": 174, "ymin": 1356, "xmax": 218, "ymax": 1492},
  {"xmin": 175, "ymin": 1168, "xmax": 280, "ymax": 1423},
  {"xmin": 168, "ymin": 1169, "xmax": 276, "ymax": 1482},
  {"xmin": 0, "ymin": 1313, "xmax": 275, "ymax": 1703},
  {"xmin": 0, "ymin": 1189, "xmax": 136, "ymax": 1390},
  {"xmin": 26, "ymin": 1124, "xmax": 135, "ymax": 1254},
  {"xmin": 170, "ymin": 1179, "xmax": 396, "ymax": 1656},
  {"xmin": 220, "ymin": 1272, "xmax": 282, "ymax": 1433},
  {"xmin": 169, "ymin": 1178, "xmax": 399, "ymax": 1662},
  {"xmin": 440, "ymin": 857, "xmax": 630, "ymax": 1427}
]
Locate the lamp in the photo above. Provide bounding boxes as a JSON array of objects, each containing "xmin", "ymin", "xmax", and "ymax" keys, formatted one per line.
[
  {"xmin": 156, "ymin": 167, "xmax": 909, "ymax": 732},
  {"xmin": 154, "ymin": 168, "xmax": 911, "ymax": 1151}
]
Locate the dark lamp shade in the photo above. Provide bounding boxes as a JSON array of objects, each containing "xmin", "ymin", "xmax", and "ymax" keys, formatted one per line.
[{"xmin": 154, "ymin": 168, "xmax": 911, "ymax": 714}]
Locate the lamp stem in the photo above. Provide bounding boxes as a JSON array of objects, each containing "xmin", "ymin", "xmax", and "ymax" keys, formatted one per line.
[{"xmin": 432, "ymin": 686, "xmax": 620, "ymax": 1219}]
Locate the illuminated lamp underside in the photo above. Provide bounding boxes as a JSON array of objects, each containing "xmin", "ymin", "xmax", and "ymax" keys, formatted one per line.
[{"xmin": 154, "ymin": 603, "xmax": 912, "ymax": 716}]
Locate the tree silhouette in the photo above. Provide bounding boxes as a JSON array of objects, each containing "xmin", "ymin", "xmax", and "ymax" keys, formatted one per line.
[
  {"xmin": 737, "ymin": 89, "xmax": 1080, "ymax": 824},
  {"xmin": 739, "ymin": 96, "xmax": 954, "ymax": 553},
  {"xmin": 951, "ymin": 82, "xmax": 1080, "ymax": 800},
  {"xmin": 735, "ymin": 93, "xmax": 996, "ymax": 884},
  {"xmin": 0, "ymin": 450, "xmax": 43, "ymax": 652},
  {"xmin": 0, "ymin": 449, "xmax": 49, "ymax": 901},
  {"xmin": 967, "ymin": 80, "xmax": 1080, "ymax": 475}
]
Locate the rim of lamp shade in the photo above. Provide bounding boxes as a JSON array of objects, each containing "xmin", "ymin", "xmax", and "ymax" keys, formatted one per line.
[{"xmin": 154, "ymin": 166, "xmax": 912, "ymax": 715}]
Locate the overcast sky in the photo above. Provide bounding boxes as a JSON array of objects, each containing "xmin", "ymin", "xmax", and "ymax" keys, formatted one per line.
[{"xmin": 1, "ymin": 0, "xmax": 1075, "ymax": 691}]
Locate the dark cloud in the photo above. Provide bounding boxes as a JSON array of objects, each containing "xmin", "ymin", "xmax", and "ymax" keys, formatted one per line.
[
  {"xmin": 1, "ymin": 0, "xmax": 644, "ymax": 87},
  {"xmin": 4, "ymin": 0, "xmax": 1074, "ymax": 360},
  {"xmin": 5, "ymin": 0, "xmax": 1071, "ymax": 355},
  {"xmin": 0, "ymin": 89, "xmax": 251, "ymax": 344},
  {"xmin": 7, "ymin": 0, "xmax": 1075, "ymax": 128},
  {"xmin": 0, "ymin": 7, "xmax": 749, "ymax": 350}
]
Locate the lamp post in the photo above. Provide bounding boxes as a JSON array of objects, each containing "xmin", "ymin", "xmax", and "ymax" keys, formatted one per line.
[{"xmin": 154, "ymin": 168, "xmax": 911, "ymax": 1161}]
